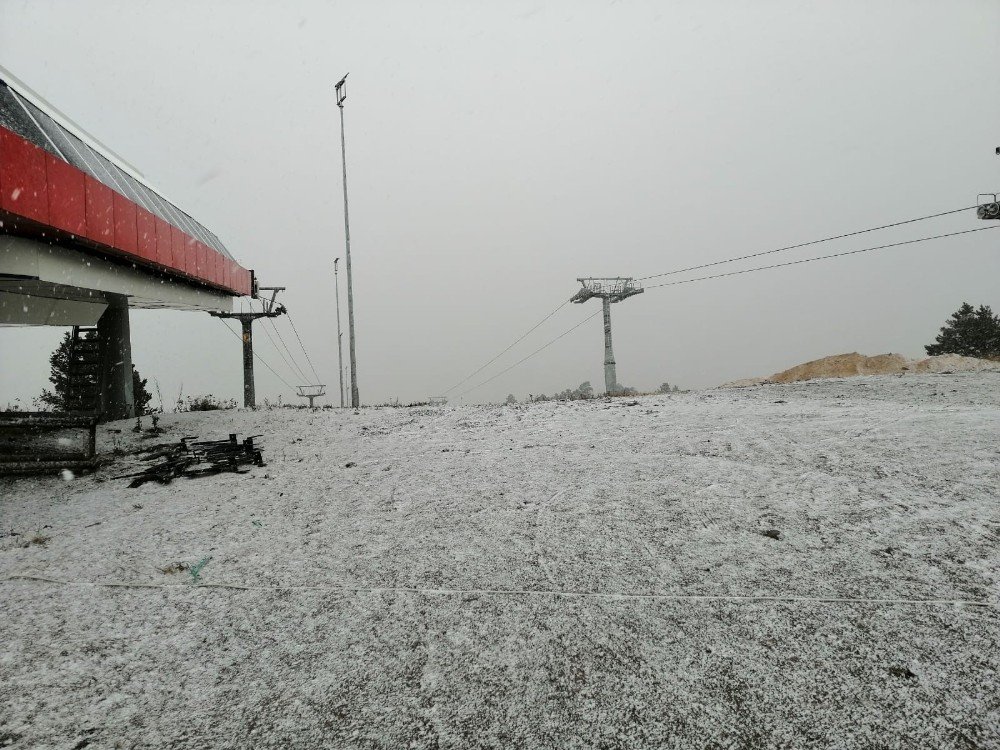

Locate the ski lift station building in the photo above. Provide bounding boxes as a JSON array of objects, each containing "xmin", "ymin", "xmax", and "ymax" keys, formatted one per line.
[{"xmin": 0, "ymin": 67, "xmax": 253, "ymax": 419}]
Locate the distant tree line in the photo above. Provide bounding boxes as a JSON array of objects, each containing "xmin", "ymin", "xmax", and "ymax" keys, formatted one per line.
[
  {"xmin": 505, "ymin": 379, "xmax": 683, "ymax": 404},
  {"xmin": 656, "ymin": 383, "xmax": 681, "ymax": 394}
]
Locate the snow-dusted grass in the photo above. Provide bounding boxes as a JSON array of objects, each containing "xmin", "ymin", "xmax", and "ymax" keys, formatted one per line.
[{"xmin": 1, "ymin": 373, "xmax": 999, "ymax": 748}]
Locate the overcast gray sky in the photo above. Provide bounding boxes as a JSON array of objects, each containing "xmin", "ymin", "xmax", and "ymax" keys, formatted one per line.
[{"xmin": 2, "ymin": 0, "xmax": 999, "ymax": 408}]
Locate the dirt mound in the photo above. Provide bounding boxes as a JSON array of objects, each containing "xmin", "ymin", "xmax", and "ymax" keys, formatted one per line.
[
  {"xmin": 721, "ymin": 352, "xmax": 1000, "ymax": 387},
  {"xmin": 769, "ymin": 352, "xmax": 910, "ymax": 383}
]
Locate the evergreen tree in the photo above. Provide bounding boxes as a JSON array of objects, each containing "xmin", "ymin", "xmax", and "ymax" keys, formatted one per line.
[
  {"xmin": 132, "ymin": 365, "xmax": 153, "ymax": 414},
  {"xmin": 657, "ymin": 382, "xmax": 672, "ymax": 394},
  {"xmin": 38, "ymin": 330, "xmax": 154, "ymax": 413},
  {"xmin": 504, "ymin": 393, "xmax": 517, "ymax": 405},
  {"xmin": 925, "ymin": 303, "xmax": 1000, "ymax": 359},
  {"xmin": 38, "ymin": 331, "xmax": 77, "ymax": 410}
]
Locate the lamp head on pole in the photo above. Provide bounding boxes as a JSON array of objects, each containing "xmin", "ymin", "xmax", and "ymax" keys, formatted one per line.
[{"xmin": 335, "ymin": 73, "xmax": 349, "ymax": 108}]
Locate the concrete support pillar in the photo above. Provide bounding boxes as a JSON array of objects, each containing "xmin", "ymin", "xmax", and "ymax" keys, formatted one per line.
[
  {"xmin": 97, "ymin": 294, "xmax": 135, "ymax": 421},
  {"xmin": 241, "ymin": 319, "xmax": 255, "ymax": 408},
  {"xmin": 602, "ymin": 297, "xmax": 618, "ymax": 395}
]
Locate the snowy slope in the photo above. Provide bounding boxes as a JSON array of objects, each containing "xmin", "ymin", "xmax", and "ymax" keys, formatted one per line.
[{"xmin": 1, "ymin": 372, "xmax": 999, "ymax": 748}]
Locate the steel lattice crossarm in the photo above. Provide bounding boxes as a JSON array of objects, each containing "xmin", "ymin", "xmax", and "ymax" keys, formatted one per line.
[{"xmin": 570, "ymin": 277, "xmax": 644, "ymax": 304}]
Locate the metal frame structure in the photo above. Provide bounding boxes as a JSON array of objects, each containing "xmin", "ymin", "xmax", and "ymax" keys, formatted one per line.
[
  {"xmin": 296, "ymin": 384, "xmax": 326, "ymax": 408},
  {"xmin": 210, "ymin": 286, "xmax": 287, "ymax": 408},
  {"xmin": 570, "ymin": 277, "xmax": 643, "ymax": 395},
  {"xmin": 0, "ymin": 411, "xmax": 98, "ymax": 475}
]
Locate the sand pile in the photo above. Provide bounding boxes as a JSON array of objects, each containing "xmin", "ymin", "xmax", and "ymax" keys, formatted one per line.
[
  {"xmin": 768, "ymin": 353, "xmax": 909, "ymax": 383},
  {"xmin": 722, "ymin": 352, "xmax": 1000, "ymax": 387}
]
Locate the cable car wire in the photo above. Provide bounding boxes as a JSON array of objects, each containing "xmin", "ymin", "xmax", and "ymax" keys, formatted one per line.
[
  {"xmin": 458, "ymin": 308, "xmax": 600, "ymax": 397},
  {"xmin": 644, "ymin": 225, "xmax": 998, "ymax": 290},
  {"xmin": 443, "ymin": 300, "xmax": 570, "ymax": 394},
  {"xmin": 638, "ymin": 204, "xmax": 979, "ymax": 282},
  {"xmin": 285, "ymin": 312, "xmax": 323, "ymax": 384},
  {"xmin": 218, "ymin": 319, "xmax": 295, "ymax": 391},
  {"xmin": 246, "ymin": 299, "xmax": 309, "ymax": 383},
  {"xmin": 266, "ymin": 315, "xmax": 310, "ymax": 383}
]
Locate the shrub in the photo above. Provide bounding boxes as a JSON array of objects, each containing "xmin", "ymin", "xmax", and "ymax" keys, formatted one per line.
[{"xmin": 180, "ymin": 394, "xmax": 237, "ymax": 412}]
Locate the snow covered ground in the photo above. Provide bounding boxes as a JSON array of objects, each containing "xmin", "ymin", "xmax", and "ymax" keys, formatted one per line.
[{"xmin": 2, "ymin": 372, "xmax": 999, "ymax": 749}]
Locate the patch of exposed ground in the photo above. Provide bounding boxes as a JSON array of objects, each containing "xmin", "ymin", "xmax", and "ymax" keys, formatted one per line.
[{"xmin": 722, "ymin": 351, "xmax": 1000, "ymax": 387}]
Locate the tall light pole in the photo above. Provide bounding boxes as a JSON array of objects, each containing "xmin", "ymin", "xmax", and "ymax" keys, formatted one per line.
[
  {"xmin": 333, "ymin": 257, "xmax": 345, "ymax": 407},
  {"xmin": 335, "ymin": 73, "xmax": 360, "ymax": 408}
]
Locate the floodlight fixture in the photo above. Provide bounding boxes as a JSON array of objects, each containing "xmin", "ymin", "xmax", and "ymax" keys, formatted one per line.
[{"xmin": 335, "ymin": 73, "xmax": 348, "ymax": 108}]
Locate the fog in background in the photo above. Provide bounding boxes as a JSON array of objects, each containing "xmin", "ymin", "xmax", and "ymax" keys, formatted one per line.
[{"xmin": 2, "ymin": 0, "xmax": 998, "ymax": 408}]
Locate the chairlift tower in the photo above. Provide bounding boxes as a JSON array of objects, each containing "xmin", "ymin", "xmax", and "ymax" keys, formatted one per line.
[
  {"xmin": 570, "ymin": 277, "xmax": 643, "ymax": 395},
  {"xmin": 210, "ymin": 284, "xmax": 287, "ymax": 408}
]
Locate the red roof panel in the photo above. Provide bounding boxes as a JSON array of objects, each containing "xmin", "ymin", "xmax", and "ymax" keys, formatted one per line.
[
  {"xmin": 113, "ymin": 191, "xmax": 138, "ymax": 257},
  {"xmin": 84, "ymin": 175, "xmax": 114, "ymax": 245},
  {"xmin": 135, "ymin": 206, "xmax": 156, "ymax": 263},
  {"xmin": 0, "ymin": 124, "xmax": 250, "ymax": 296},
  {"xmin": 45, "ymin": 153, "xmax": 86, "ymax": 236},
  {"xmin": 0, "ymin": 128, "xmax": 48, "ymax": 223}
]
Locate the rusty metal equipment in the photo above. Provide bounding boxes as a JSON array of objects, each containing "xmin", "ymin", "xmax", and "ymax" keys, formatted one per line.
[
  {"xmin": 0, "ymin": 411, "xmax": 99, "ymax": 475},
  {"xmin": 117, "ymin": 433, "xmax": 264, "ymax": 487}
]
